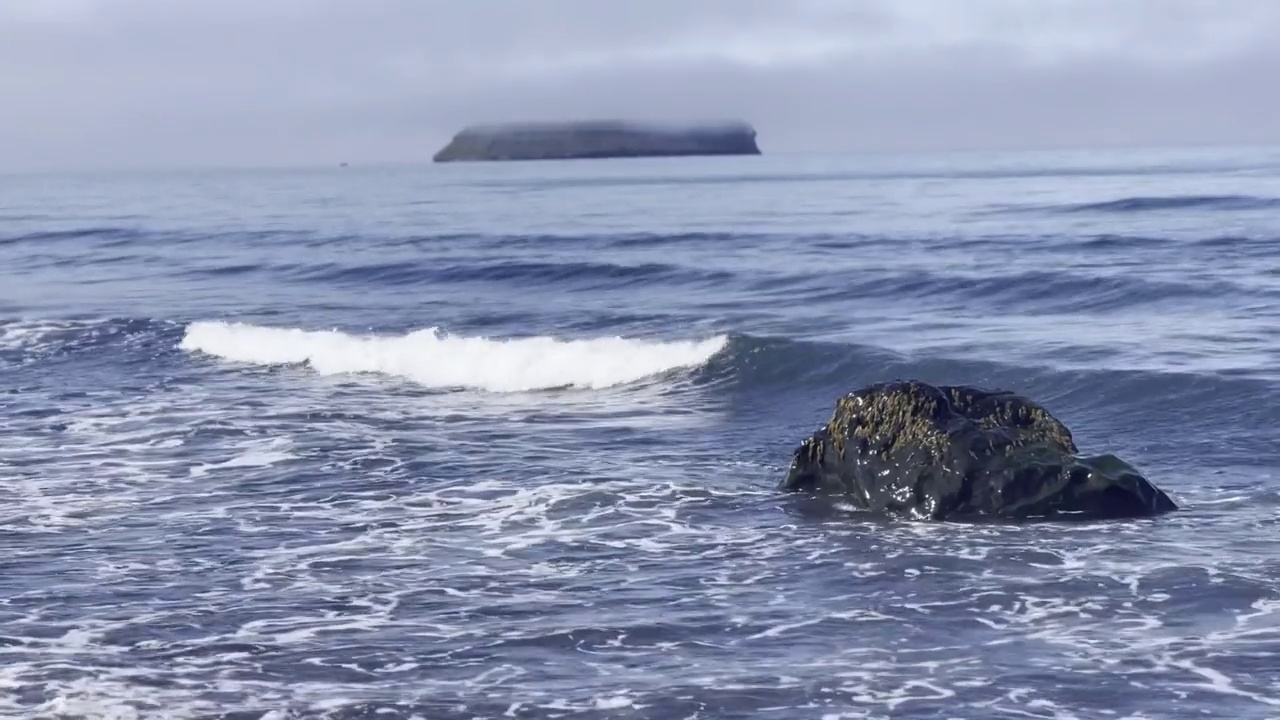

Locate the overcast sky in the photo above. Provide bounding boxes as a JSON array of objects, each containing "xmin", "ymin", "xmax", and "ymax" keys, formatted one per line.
[{"xmin": 2, "ymin": 0, "xmax": 1278, "ymax": 170}]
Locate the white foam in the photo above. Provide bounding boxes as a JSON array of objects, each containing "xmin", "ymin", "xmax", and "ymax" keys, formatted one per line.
[
  {"xmin": 593, "ymin": 694, "xmax": 637, "ymax": 710},
  {"xmin": 188, "ymin": 437, "xmax": 296, "ymax": 477},
  {"xmin": 0, "ymin": 319, "xmax": 75, "ymax": 352},
  {"xmin": 180, "ymin": 321, "xmax": 727, "ymax": 392}
]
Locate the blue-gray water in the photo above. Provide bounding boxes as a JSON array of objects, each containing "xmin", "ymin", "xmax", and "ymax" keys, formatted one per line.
[{"xmin": 2, "ymin": 147, "xmax": 1279, "ymax": 719}]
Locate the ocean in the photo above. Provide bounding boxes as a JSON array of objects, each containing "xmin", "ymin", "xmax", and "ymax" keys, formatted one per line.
[{"xmin": 1, "ymin": 146, "xmax": 1278, "ymax": 719}]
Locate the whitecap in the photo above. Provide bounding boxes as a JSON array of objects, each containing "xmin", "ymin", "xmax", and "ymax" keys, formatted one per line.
[{"xmin": 180, "ymin": 320, "xmax": 727, "ymax": 392}]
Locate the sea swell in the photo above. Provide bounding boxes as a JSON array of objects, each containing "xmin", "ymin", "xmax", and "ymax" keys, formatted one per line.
[
  {"xmin": 699, "ymin": 333, "xmax": 1280, "ymax": 461},
  {"xmin": 280, "ymin": 258, "xmax": 736, "ymax": 290},
  {"xmin": 165, "ymin": 318, "xmax": 1280, "ymax": 465},
  {"xmin": 0, "ymin": 226, "xmax": 145, "ymax": 246},
  {"xmin": 709, "ymin": 332, "xmax": 1280, "ymax": 396},
  {"xmin": 1056, "ymin": 194, "xmax": 1280, "ymax": 214},
  {"xmin": 7, "ymin": 316, "xmax": 1278, "ymax": 411},
  {"xmin": 759, "ymin": 268, "xmax": 1251, "ymax": 313}
]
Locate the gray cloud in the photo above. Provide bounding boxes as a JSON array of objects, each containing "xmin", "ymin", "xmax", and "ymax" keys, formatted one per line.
[{"xmin": 2, "ymin": 0, "xmax": 1278, "ymax": 170}]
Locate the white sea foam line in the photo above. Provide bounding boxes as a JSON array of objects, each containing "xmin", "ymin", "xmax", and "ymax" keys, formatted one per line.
[
  {"xmin": 1166, "ymin": 656, "xmax": 1280, "ymax": 707},
  {"xmin": 744, "ymin": 617, "xmax": 826, "ymax": 641},
  {"xmin": 188, "ymin": 437, "xmax": 296, "ymax": 477},
  {"xmin": 0, "ymin": 319, "xmax": 76, "ymax": 351},
  {"xmin": 179, "ymin": 320, "xmax": 727, "ymax": 392}
]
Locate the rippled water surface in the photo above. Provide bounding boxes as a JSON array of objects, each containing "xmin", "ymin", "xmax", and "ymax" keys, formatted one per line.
[{"xmin": 2, "ymin": 147, "xmax": 1280, "ymax": 719}]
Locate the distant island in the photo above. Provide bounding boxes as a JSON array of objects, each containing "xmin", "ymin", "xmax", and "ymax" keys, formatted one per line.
[{"xmin": 432, "ymin": 120, "xmax": 762, "ymax": 162}]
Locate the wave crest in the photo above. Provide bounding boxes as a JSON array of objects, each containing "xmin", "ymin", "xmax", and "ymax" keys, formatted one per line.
[
  {"xmin": 179, "ymin": 321, "xmax": 728, "ymax": 392},
  {"xmin": 1061, "ymin": 195, "xmax": 1280, "ymax": 213}
]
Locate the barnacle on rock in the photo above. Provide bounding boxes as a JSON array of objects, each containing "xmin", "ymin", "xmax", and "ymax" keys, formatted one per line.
[{"xmin": 780, "ymin": 380, "xmax": 1177, "ymax": 521}]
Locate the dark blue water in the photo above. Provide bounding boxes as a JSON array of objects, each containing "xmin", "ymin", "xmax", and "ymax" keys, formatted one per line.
[{"xmin": 2, "ymin": 146, "xmax": 1279, "ymax": 719}]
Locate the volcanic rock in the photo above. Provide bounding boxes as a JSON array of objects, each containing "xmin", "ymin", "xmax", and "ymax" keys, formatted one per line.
[{"xmin": 779, "ymin": 380, "xmax": 1177, "ymax": 521}]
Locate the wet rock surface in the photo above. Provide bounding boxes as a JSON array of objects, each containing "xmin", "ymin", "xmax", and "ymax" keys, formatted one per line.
[{"xmin": 780, "ymin": 380, "xmax": 1178, "ymax": 520}]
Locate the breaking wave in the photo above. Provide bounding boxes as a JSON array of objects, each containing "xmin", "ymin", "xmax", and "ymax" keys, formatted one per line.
[{"xmin": 179, "ymin": 320, "xmax": 728, "ymax": 392}]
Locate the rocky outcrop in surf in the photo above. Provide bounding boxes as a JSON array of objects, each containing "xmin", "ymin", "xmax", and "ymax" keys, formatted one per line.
[
  {"xmin": 432, "ymin": 120, "xmax": 761, "ymax": 162},
  {"xmin": 779, "ymin": 380, "xmax": 1177, "ymax": 521}
]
